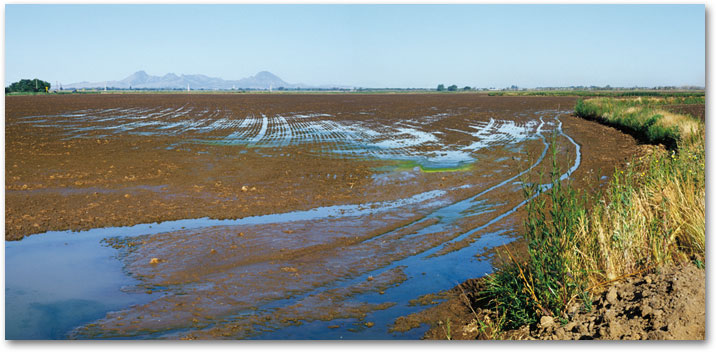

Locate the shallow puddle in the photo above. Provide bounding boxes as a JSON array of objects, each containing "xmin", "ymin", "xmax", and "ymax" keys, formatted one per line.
[{"xmin": 5, "ymin": 188, "xmax": 452, "ymax": 339}]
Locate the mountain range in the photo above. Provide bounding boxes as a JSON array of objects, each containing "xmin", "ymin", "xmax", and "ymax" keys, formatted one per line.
[{"xmin": 63, "ymin": 71, "xmax": 338, "ymax": 90}]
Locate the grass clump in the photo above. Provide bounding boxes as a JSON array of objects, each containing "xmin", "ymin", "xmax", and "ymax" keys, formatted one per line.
[
  {"xmin": 482, "ymin": 96, "xmax": 705, "ymax": 333},
  {"xmin": 484, "ymin": 144, "xmax": 589, "ymax": 329}
]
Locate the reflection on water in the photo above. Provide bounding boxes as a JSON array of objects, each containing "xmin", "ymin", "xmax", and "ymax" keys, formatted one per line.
[
  {"xmin": 5, "ymin": 232, "xmax": 153, "ymax": 339},
  {"xmin": 5, "ymin": 188, "xmax": 451, "ymax": 339}
]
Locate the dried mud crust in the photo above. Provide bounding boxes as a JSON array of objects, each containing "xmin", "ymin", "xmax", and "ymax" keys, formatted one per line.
[
  {"xmin": 6, "ymin": 94, "xmax": 589, "ymax": 240},
  {"xmin": 408, "ymin": 263, "xmax": 704, "ymax": 340}
]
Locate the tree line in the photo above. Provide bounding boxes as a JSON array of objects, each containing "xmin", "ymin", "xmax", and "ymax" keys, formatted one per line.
[
  {"xmin": 6, "ymin": 79, "xmax": 51, "ymax": 93},
  {"xmin": 437, "ymin": 84, "xmax": 472, "ymax": 92}
]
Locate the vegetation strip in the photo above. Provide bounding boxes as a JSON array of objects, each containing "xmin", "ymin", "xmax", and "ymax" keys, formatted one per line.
[
  {"xmin": 575, "ymin": 96, "xmax": 702, "ymax": 149},
  {"xmin": 480, "ymin": 96, "xmax": 705, "ymax": 337}
]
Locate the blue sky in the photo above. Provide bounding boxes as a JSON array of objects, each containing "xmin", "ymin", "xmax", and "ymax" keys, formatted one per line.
[{"xmin": 4, "ymin": 4, "xmax": 705, "ymax": 88}]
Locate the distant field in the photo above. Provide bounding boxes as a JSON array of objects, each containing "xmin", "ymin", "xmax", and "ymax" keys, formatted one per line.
[{"xmin": 6, "ymin": 89, "xmax": 705, "ymax": 97}]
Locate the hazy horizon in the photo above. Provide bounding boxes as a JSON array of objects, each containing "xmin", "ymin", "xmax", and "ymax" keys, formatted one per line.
[{"xmin": 5, "ymin": 4, "xmax": 705, "ymax": 88}]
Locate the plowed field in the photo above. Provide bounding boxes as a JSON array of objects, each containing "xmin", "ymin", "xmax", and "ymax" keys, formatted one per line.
[{"xmin": 5, "ymin": 94, "xmax": 640, "ymax": 339}]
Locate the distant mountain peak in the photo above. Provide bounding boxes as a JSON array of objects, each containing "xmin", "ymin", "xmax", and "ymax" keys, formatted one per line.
[
  {"xmin": 64, "ymin": 70, "xmax": 311, "ymax": 90},
  {"xmin": 130, "ymin": 70, "xmax": 149, "ymax": 79},
  {"xmin": 120, "ymin": 70, "xmax": 152, "ymax": 85},
  {"xmin": 254, "ymin": 71, "xmax": 279, "ymax": 79}
]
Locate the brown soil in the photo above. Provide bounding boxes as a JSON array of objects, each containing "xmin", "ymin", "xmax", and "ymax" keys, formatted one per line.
[
  {"xmin": 661, "ymin": 104, "xmax": 705, "ymax": 122},
  {"xmin": 5, "ymin": 94, "xmax": 649, "ymax": 339},
  {"xmin": 407, "ymin": 262, "xmax": 704, "ymax": 340},
  {"xmin": 6, "ymin": 94, "xmax": 582, "ymax": 241}
]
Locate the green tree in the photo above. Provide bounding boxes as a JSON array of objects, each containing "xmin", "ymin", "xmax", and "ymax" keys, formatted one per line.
[
  {"xmin": 437, "ymin": 84, "xmax": 445, "ymax": 91},
  {"xmin": 462, "ymin": 86, "xmax": 472, "ymax": 91},
  {"xmin": 7, "ymin": 79, "xmax": 51, "ymax": 93},
  {"xmin": 447, "ymin": 84, "xmax": 458, "ymax": 91}
]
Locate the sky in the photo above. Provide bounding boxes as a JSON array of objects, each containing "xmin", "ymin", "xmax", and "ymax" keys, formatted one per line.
[{"xmin": 3, "ymin": 4, "xmax": 705, "ymax": 88}]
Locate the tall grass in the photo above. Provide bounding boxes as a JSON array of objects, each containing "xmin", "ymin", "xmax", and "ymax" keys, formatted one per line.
[
  {"xmin": 483, "ymin": 97, "xmax": 705, "ymax": 331},
  {"xmin": 576, "ymin": 127, "xmax": 705, "ymax": 283}
]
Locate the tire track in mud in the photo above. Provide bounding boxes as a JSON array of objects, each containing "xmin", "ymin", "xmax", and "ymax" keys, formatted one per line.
[
  {"xmin": 71, "ymin": 112, "xmax": 580, "ymax": 339},
  {"xmin": 235, "ymin": 112, "xmax": 582, "ymax": 340},
  {"xmin": 191, "ymin": 117, "xmax": 555, "ymax": 338},
  {"xmin": 8, "ymin": 101, "xmax": 581, "ymax": 339}
]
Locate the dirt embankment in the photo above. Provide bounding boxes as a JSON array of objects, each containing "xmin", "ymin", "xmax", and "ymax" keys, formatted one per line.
[
  {"xmin": 403, "ymin": 262, "xmax": 704, "ymax": 340},
  {"xmin": 528, "ymin": 263, "xmax": 705, "ymax": 340}
]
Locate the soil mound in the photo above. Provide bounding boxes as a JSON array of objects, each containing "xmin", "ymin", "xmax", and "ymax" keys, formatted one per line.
[
  {"xmin": 411, "ymin": 263, "xmax": 704, "ymax": 340},
  {"xmin": 528, "ymin": 263, "xmax": 705, "ymax": 340}
]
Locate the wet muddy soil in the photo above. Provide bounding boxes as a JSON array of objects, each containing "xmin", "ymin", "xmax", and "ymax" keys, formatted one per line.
[
  {"xmin": 6, "ymin": 94, "xmax": 614, "ymax": 241},
  {"xmin": 5, "ymin": 94, "xmax": 642, "ymax": 339}
]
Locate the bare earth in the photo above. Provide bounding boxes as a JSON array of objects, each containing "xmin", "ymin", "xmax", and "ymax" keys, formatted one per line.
[{"xmin": 400, "ymin": 262, "xmax": 704, "ymax": 340}]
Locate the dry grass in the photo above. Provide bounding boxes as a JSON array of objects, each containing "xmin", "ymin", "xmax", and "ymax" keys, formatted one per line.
[
  {"xmin": 569, "ymin": 127, "xmax": 705, "ymax": 285},
  {"xmin": 656, "ymin": 111, "xmax": 699, "ymax": 139},
  {"xmin": 570, "ymin": 99, "xmax": 705, "ymax": 286}
]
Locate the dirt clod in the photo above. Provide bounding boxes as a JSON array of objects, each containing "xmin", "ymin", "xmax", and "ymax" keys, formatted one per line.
[
  {"xmin": 606, "ymin": 287, "xmax": 618, "ymax": 305},
  {"xmin": 539, "ymin": 316, "xmax": 554, "ymax": 328}
]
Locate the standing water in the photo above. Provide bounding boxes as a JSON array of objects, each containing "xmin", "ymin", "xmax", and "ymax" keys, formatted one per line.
[{"xmin": 6, "ymin": 102, "xmax": 580, "ymax": 339}]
